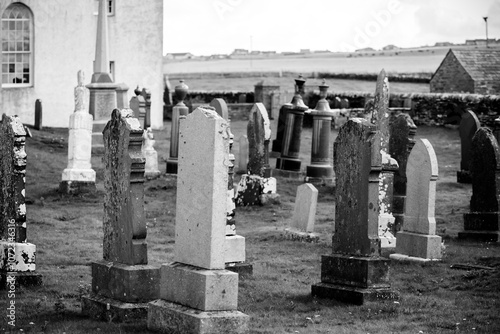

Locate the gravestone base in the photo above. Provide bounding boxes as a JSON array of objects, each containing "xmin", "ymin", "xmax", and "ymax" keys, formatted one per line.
[
  {"xmin": 160, "ymin": 263, "xmax": 238, "ymax": 311},
  {"xmin": 283, "ymin": 228, "xmax": 320, "ymax": 243},
  {"xmin": 311, "ymin": 282, "xmax": 399, "ymax": 305},
  {"xmin": 303, "ymin": 176, "xmax": 335, "ymax": 186},
  {"xmin": 59, "ymin": 180, "xmax": 96, "ymax": 195},
  {"xmin": 389, "ymin": 253, "xmax": 441, "ymax": 263},
  {"xmin": 235, "ymin": 174, "xmax": 276, "ymax": 206},
  {"xmin": 81, "ymin": 293, "xmax": 149, "ymax": 323},
  {"xmin": 458, "ymin": 231, "xmax": 500, "ymax": 242},
  {"xmin": 225, "ymin": 262, "xmax": 253, "ymax": 277},
  {"xmin": 270, "ymin": 169, "xmax": 304, "ymax": 180},
  {"xmin": 166, "ymin": 159, "xmax": 178, "ymax": 174},
  {"xmin": 148, "ymin": 299, "xmax": 249, "ymax": 334},
  {"xmin": 457, "ymin": 170, "xmax": 472, "ymax": 184},
  {"xmin": 306, "ymin": 164, "xmax": 333, "ymax": 179},
  {"xmin": 463, "ymin": 212, "xmax": 499, "ymax": 230},
  {"xmin": 391, "ymin": 231, "xmax": 442, "ymax": 261},
  {"xmin": 276, "ymin": 157, "xmax": 301, "ymax": 172},
  {"xmin": 91, "ymin": 260, "xmax": 160, "ymax": 303},
  {"xmin": 0, "ymin": 271, "xmax": 43, "ymax": 289}
]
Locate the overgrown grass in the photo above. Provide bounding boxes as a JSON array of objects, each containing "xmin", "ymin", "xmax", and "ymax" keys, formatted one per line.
[{"xmin": 1, "ymin": 120, "xmax": 499, "ymax": 333}]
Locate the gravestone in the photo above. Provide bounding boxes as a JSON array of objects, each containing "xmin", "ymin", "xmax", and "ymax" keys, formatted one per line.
[
  {"xmin": 81, "ymin": 109, "xmax": 159, "ymax": 322},
  {"xmin": 311, "ymin": 118, "xmax": 398, "ymax": 305},
  {"xmin": 305, "ymin": 79, "xmax": 335, "ymax": 183},
  {"xmin": 458, "ymin": 128, "xmax": 500, "ymax": 242},
  {"xmin": 129, "ymin": 95, "xmax": 146, "ymax": 128},
  {"xmin": 147, "ymin": 107, "xmax": 249, "ymax": 333},
  {"xmin": 0, "ymin": 114, "xmax": 42, "ymax": 287},
  {"xmin": 166, "ymin": 80, "xmax": 189, "ymax": 174},
  {"xmin": 87, "ymin": 0, "xmax": 118, "ymax": 154},
  {"xmin": 237, "ymin": 135, "xmax": 249, "ymax": 174},
  {"xmin": 254, "ymin": 80, "xmax": 280, "ymax": 119},
  {"xmin": 235, "ymin": 103, "xmax": 278, "ymax": 206},
  {"xmin": 389, "ymin": 113, "xmax": 417, "ymax": 232},
  {"xmin": 372, "ymin": 70, "xmax": 399, "ymax": 249},
  {"xmin": 142, "ymin": 128, "xmax": 161, "ymax": 179},
  {"xmin": 340, "ymin": 98, "xmax": 349, "ymax": 109},
  {"xmin": 457, "ymin": 110, "xmax": 480, "ymax": 183},
  {"xmin": 284, "ymin": 183, "xmax": 319, "ymax": 242},
  {"xmin": 60, "ymin": 70, "xmax": 97, "ymax": 194},
  {"xmin": 390, "ymin": 139, "xmax": 442, "ymax": 262},
  {"xmin": 141, "ymin": 88, "xmax": 151, "ymax": 128},
  {"xmin": 210, "ymin": 98, "xmax": 252, "ymax": 276},
  {"xmin": 333, "ymin": 96, "xmax": 342, "ymax": 109},
  {"xmin": 34, "ymin": 99, "xmax": 42, "ymax": 130}
]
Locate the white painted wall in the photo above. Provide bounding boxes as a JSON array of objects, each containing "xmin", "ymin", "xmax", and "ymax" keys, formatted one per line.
[{"xmin": 0, "ymin": 0, "xmax": 163, "ymax": 129}]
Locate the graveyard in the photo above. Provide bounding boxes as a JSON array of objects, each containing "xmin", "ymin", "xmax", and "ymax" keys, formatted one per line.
[{"xmin": 0, "ymin": 104, "xmax": 499, "ymax": 333}]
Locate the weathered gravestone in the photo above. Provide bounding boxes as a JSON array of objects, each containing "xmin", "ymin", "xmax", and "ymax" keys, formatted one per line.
[
  {"xmin": 390, "ymin": 139, "xmax": 442, "ymax": 262},
  {"xmin": 372, "ymin": 70, "xmax": 399, "ymax": 249},
  {"xmin": 0, "ymin": 114, "xmax": 42, "ymax": 287},
  {"xmin": 148, "ymin": 107, "xmax": 249, "ymax": 334},
  {"xmin": 166, "ymin": 80, "xmax": 189, "ymax": 174},
  {"xmin": 129, "ymin": 94, "xmax": 146, "ymax": 129},
  {"xmin": 311, "ymin": 118, "xmax": 398, "ymax": 305},
  {"xmin": 389, "ymin": 113, "xmax": 417, "ymax": 232},
  {"xmin": 333, "ymin": 96, "xmax": 342, "ymax": 109},
  {"xmin": 60, "ymin": 70, "xmax": 97, "ymax": 194},
  {"xmin": 271, "ymin": 75, "xmax": 307, "ymax": 157},
  {"xmin": 142, "ymin": 128, "xmax": 161, "ymax": 179},
  {"xmin": 305, "ymin": 79, "xmax": 335, "ymax": 183},
  {"xmin": 284, "ymin": 183, "xmax": 319, "ymax": 242},
  {"xmin": 210, "ymin": 98, "xmax": 252, "ymax": 276},
  {"xmin": 457, "ymin": 110, "xmax": 480, "ymax": 183},
  {"xmin": 235, "ymin": 103, "xmax": 278, "ymax": 206},
  {"xmin": 458, "ymin": 127, "xmax": 500, "ymax": 242},
  {"xmin": 81, "ymin": 109, "xmax": 159, "ymax": 322},
  {"xmin": 87, "ymin": 0, "xmax": 118, "ymax": 154},
  {"xmin": 237, "ymin": 134, "xmax": 249, "ymax": 174},
  {"xmin": 34, "ymin": 99, "xmax": 42, "ymax": 130}
]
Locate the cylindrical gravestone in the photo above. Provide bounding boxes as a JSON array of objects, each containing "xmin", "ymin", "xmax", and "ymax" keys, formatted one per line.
[{"xmin": 166, "ymin": 80, "xmax": 189, "ymax": 174}]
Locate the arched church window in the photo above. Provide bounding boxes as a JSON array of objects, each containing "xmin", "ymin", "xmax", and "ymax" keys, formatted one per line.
[{"xmin": 1, "ymin": 3, "xmax": 33, "ymax": 87}]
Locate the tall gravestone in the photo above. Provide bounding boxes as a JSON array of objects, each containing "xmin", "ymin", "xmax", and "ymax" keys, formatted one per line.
[
  {"xmin": 210, "ymin": 99, "xmax": 252, "ymax": 276},
  {"xmin": 148, "ymin": 107, "xmax": 249, "ymax": 333},
  {"xmin": 457, "ymin": 110, "xmax": 480, "ymax": 183},
  {"xmin": 389, "ymin": 113, "xmax": 417, "ymax": 232},
  {"xmin": 87, "ymin": 0, "xmax": 118, "ymax": 154},
  {"xmin": 372, "ymin": 70, "xmax": 399, "ymax": 249},
  {"xmin": 81, "ymin": 109, "xmax": 159, "ymax": 322},
  {"xmin": 60, "ymin": 70, "xmax": 96, "ymax": 194},
  {"xmin": 235, "ymin": 103, "xmax": 277, "ymax": 206},
  {"xmin": 0, "ymin": 114, "xmax": 42, "ymax": 287},
  {"xmin": 390, "ymin": 139, "xmax": 442, "ymax": 262},
  {"xmin": 305, "ymin": 79, "xmax": 335, "ymax": 183},
  {"xmin": 311, "ymin": 118, "xmax": 398, "ymax": 305},
  {"xmin": 166, "ymin": 80, "xmax": 189, "ymax": 174},
  {"xmin": 458, "ymin": 128, "xmax": 500, "ymax": 242},
  {"xmin": 237, "ymin": 134, "xmax": 249, "ymax": 174},
  {"xmin": 284, "ymin": 183, "xmax": 319, "ymax": 242}
]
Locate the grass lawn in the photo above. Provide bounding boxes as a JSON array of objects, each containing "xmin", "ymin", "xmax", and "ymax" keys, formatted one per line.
[{"xmin": 1, "ymin": 117, "xmax": 499, "ymax": 333}]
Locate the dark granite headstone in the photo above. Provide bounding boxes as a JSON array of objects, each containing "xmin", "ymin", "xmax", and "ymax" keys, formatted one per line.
[
  {"xmin": 311, "ymin": 118, "xmax": 398, "ymax": 305},
  {"xmin": 389, "ymin": 113, "xmax": 417, "ymax": 232},
  {"xmin": 459, "ymin": 127, "xmax": 500, "ymax": 241},
  {"xmin": 34, "ymin": 99, "xmax": 42, "ymax": 130},
  {"xmin": 247, "ymin": 103, "xmax": 271, "ymax": 177},
  {"xmin": 457, "ymin": 110, "xmax": 480, "ymax": 183}
]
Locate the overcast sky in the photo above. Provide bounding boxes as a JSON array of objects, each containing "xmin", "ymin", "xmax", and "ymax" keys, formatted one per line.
[{"xmin": 163, "ymin": 0, "xmax": 500, "ymax": 55}]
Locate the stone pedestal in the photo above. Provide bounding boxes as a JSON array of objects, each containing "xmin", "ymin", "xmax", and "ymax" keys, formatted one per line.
[
  {"xmin": 166, "ymin": 81, "xmax": 189, "ymax": 174},
  {"xmin": 276, "ymin": 108, "xmax": 306, "ymax": 171}
]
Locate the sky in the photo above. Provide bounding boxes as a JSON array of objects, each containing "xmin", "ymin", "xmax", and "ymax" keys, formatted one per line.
[{"xmin": 163, "ymin": 0, "xmax": 500, "ymax": 56}]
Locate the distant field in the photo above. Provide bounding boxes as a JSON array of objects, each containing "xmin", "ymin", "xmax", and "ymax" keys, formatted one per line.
[
  {"xmin": 169, "ymin": 76, "xmax": 430, "ymax": 94},
  {"xmin": 164, "ymin": 51, "xmax": 447, "ymax": 75}
]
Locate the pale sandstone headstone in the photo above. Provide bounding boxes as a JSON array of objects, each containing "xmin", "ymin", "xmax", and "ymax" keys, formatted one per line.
[
  {"xmin": 459, "ymin": 127, "xmax": 500, "ymax": 242},
  {"xmin": 311, "ymin": 118, "xmax": 397, "ymax": 305},
  {"xmin": 60, "ymin": 70, "xmax": 96, "ymax": 194},
  {"xmin": 0, "ymin": 114, "xmax": 41, "ymax": 286},
  {"xmin": 390, "ymin": 139, "xmax": 442, "ymax": 261},
  {"xmin": 285, "ymin": 183, "xmax": 319, "ymax": 242},
  {"xmin": 148, "ymin": 107, "xmax": 249, "ymax": 333}
]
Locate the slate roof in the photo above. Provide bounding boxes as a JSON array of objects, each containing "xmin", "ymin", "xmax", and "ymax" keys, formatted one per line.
[{"xmin": 449, "ymin": 49, "xmax": 500, "ymax": 82}]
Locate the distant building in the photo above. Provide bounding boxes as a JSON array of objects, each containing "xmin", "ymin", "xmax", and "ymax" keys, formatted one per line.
[
  {"xmin": 231, "ymin": 49, "xmax": 249, "ymax": 56},
  {"xmin": 299, "ymin": 49, "xmax": 311, "ymax": 54},
  {"xmin": 382, "ymin": 44, "xmax": 398, "ymax": 51},
  {"xmin": 430, "ymin": 49, "xmax": 500, "ymax": 95},
  {"xmin": 165, "ymin": 52, "xmax": 194, "ymax": 60},
  {"xmin": 355, "ymin": 47, "xmax": 375, "ymax": 52},
  {"xmin": 434, "ymin": 42, "xmax": 454, "ymax": 47}
]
